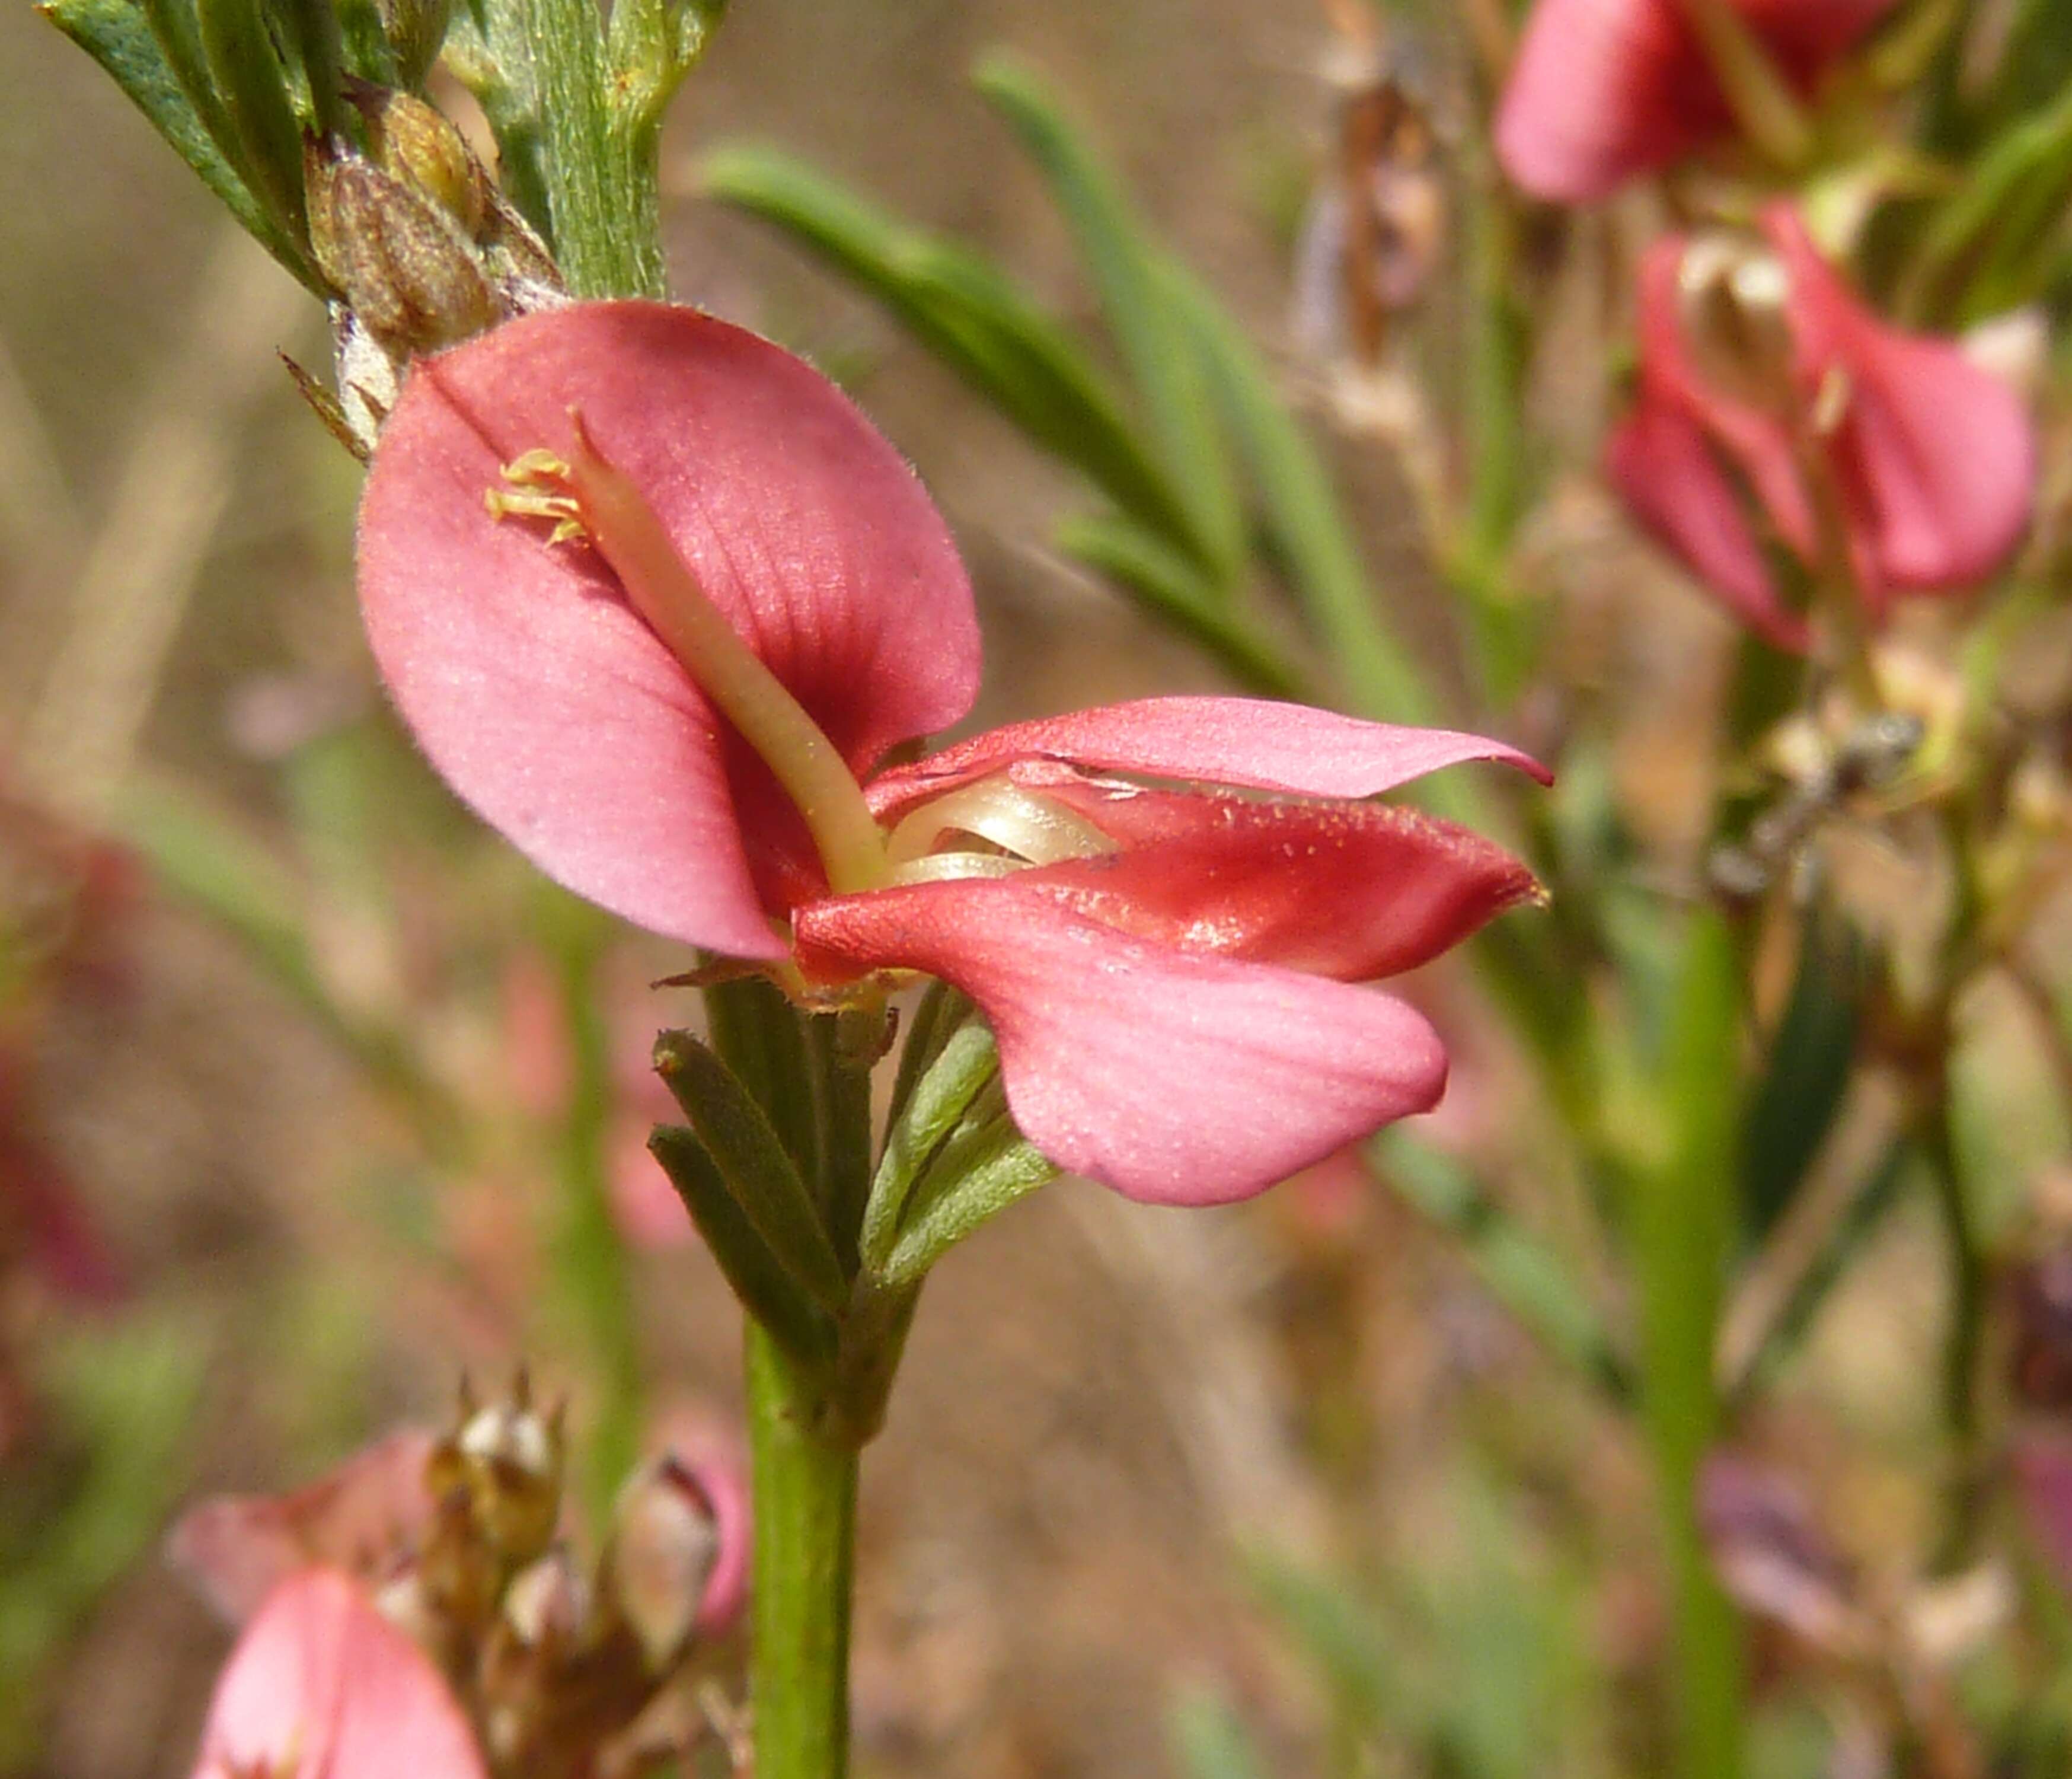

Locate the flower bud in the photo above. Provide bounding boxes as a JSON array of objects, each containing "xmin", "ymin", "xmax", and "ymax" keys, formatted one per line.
[
  {"xmin": 307, "ymin": 140, "xmax": 499, "ymax": 357},
  {"xmin": 425, "ymin": 1373, "xmax": 566, "ymax": 1568},
  {"xmin": 356, "ymin": 87, "xmax": 490, "ymax": 237},
  {"xmin": 1675, "ymin": 232, "xmax": 1798, "ymax": 416},
  {"xmin": 603, "ymin": 1456, "xmax": 722, "ymax": 1672}
]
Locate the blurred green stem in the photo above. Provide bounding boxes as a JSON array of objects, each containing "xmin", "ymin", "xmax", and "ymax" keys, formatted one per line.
[
  {"xmin": 1921, "ymin": 1092, "xmax": 1985, "ymax": 1568},
  {"xmin": 1632, "ymin": 911, "xmax": 1746, "ymax": 1779},
  {"xmin": 543, "ymin": 894, "xmax": 644, "ymax": 1513}
]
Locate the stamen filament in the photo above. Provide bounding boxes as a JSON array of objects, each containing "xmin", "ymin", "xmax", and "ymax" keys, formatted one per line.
[{"xmin": 550, "ymin": 412, "xmax": 893, "ymax": 895}]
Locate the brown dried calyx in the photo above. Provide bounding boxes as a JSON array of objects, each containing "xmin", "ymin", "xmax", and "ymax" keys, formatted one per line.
[{"xmin": 301, "ymin": 85, "xmax": 564, "ymax": 458}]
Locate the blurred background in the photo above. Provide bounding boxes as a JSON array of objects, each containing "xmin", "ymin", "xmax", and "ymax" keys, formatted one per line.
[{"xmin": 6, "ymin": 0, "xmax": 2072, "ymax": 1774}]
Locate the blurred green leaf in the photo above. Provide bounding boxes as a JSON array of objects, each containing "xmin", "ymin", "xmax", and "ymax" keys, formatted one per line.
[
  {"xmin": 1163, "ymin": 272, "xmax": 1441, "ymax": 738},
  {"xmin": 1904, "ymin": 75, "xmax": 2072, "ymax": 324},
  {"xmin": 1371, "ymin": 1129, "xmax": 1632, "ymax": 1402},
  {"xmin": 1729, "ymin": 1137, "xmax": 1909, "ymax": 1403},
  {"xmin": 976, "ymin": 53, "xmax": 1245, "ymax": 589},
  {"xmin": 1244, "ymin": 1550, "xmax": 1414, "ymax": 1733},
  {"xmin": 1738, "ymin": 916, "xmax": 1862, "ymax": 1245},
  {"xmin": 0, "ymin": 1316, "xmax": 207, "ymax": 1767},
  {"xmin": 653, "ymin": 1029, "xmax": 850, "ymax": 1313},
  {"xmin": 1054, "ymin": 512, "xmax": 1304, "ymax": 697},
  {"xmin": 697, "ymin": 144, "xmax": 1206, "ymax": 567},
  {"xmin": 1167, "ymin": 1684, "xmax": 1267, "ymax": 1779}
]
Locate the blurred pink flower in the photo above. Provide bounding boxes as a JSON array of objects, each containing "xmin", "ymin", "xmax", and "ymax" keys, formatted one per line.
[
  {"xmin": 357, "ymin": 302, "xmax": 1546, "ymax": 1207},
  {"xmin": 189, "ymin": 1569, "xmax": 488, "ymax": 1779},
  {"xmin": 1495, "ymin": 0, "xmax": 1897, "ymax": 202},
  {"xmin": 1605, "ymin": 205, "xmax": 2035, "ymax": 648},
  {"xmin": 168, "ymin": 1429, "xmax": 439, "ymax": 1624}
]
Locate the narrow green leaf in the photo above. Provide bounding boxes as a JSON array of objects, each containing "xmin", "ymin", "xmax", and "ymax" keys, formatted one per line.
[
  {"xmin": 1055, "ymin": 511, "xmax": 1307, "ymax": 697},
  {"xmin": 42, "ymin": 0, "xmax": 323, "ymax": 291},
  {"xmin": 697, "ymin": 145, "xmax": 1205, "ymax": 561},
  {"xmin": 1168, "ymin": 1685, "xmax": 1268, "ymax": 1779},
  {"xmin": 1738, "ymin": 916, "xmax": 1861, "ymax": 1244},
  {"xmin": 1164, "ymin": 272, "xmax": 1442, "ymax": 739},
  {"xmin": 653, "ymin": 1029, "xmax": 850, "ymax": 1313},
  {"xmin": 1729, "ymin": 1137, "xmax": 1908, "ymax": 1403},
  {"xmin": 273, "ymin": 0, "xmax": 347, "ymax": 136},
  {"xmin": 1903, "ymin": 75, "xmax": 2072, "ymax": 324},
  {"xmin": 196, "ymin": 0, "xmax": 309, "ymax": 238},
  {"xmin": 1371, "ymin": 1130, "xmax": 1632, "ymax": 1402},
  {"xmin": 863, "ymin": 1022, "xmax": 1000, "ymax": 1272},
  {"xmin": 1244, "ymin": 1550, "xmax": 1411, "ymax": 1732},
  {"xmin": 976, "ymin": 53, "xmax": 1245, "ymax": 588},
  {"xmin": 650, "ymin": 1125, "xmax": 837, "ymax": 1367},
  {"xmin": 878, "ymin": 1119, "xmax": 1056, "ymax": 1288}
]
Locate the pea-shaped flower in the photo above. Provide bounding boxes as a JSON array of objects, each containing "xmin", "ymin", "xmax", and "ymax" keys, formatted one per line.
[{"xmin": 356, "ymin": 304, "xmax": 1544, "ymax": 1206}]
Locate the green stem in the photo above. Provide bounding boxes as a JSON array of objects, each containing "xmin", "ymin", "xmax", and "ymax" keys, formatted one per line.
[
  {"xmin": 745, "ymin": 1322, "xmax": 858, "ymax": 1779},
  {"xmin": 542, "ymin": 891, "xmax": 644, "ymax": 1516},
  {"xmin": 510, "ymin": 0, "xmax": 665, "ymax": 296},
  {"xmin": 1921, "ymin": 1096, "xmax": 1985, "ymax": 1569}
]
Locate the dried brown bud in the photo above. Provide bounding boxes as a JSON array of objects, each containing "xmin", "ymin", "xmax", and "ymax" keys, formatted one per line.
[
  {"xmin": 307, "ymin": 141, "xmax": 499, "ymax": 356},
  {"xmin": 356, "ymin": 87, "xmax": 490, "ymax": 236},
  {"xmin": 1677, "ymin": 232, "xmax": 1798, "ymax": 417},
  {"xmin": 604, "ymin": 1456, "xmax": 722, "ymax": 1672},
  {"xmin": 424, "ymin": 1375, "xmax": 567, "ymax": 1568}
]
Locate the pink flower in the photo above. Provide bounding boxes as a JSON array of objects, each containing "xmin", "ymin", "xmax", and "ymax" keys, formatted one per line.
[
  {"xmin": 1605, "ymin": 206, "xmax": 2035, "ymax": 649},
  {"xmin": 169, "ymin": 1429, "xmax": 439, "ymax": 1625},
  {"xmin": 356, "ymin": 303, "xmax": 1545, "ymax": 1207},
  {"xmin": 1495, "ymin": 0, "xmax": 1897, "ymax": 202},
  {"xmin": 189, "ymin": 1570, "xmax": 489, "ymax": 1779}
]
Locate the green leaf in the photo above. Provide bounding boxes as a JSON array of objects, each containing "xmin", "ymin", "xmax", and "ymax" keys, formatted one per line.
[
  {"xmin": 863, "ymin": 1021, "xmax": 1001, "ymax": 1272},
  {"xmin": 1167, "ymin": 1685, "xmax": 1268, "ymax": 1779},
  {"xmin": 1728, "ymin": 1137, "xmax": 1908, "ymax": 1403},
  {"xmin": 1055, "ymin": 511, "xmax": 1306, "ymax": 697},
  {"xmin": 650, "ymin": 1125, "xmax": 837, "ymax": 1368},
  {"xmin": 653, "ymin": 1029, "xmax": 850, "ymax": 1313},
  {"xmin": 40, "ymin": 0, "xmax": 323, "ymax": 291},
  {"xmin": 1738, "ymin": 916, "xmax": 1862, "ymax": 1244},
  {"xmin": 884, "ymin": 980, "xmax": 969, "ymax": 1129},
  {"xmin": 195, "ymin": 0, "xmax": 310, "ymax": 237},
  {"xmin": 273, "ymin": 0, "xmax": 347, "ymax": 136},
  {"xmin": 878, "ymin": 1117, "xmax": 1056, "ymax": 1288},
  {"xmin": 1371, "ymin": 1130, "xmax": 1632, "ymax": 1402},
  {"xmin": 1163, "ymin": 270, "xmax": 1444, "ymax": 744},
  {"xmin": 976, "ymin": 53, "xmax": 1245, "ymax": 589},
  {"xmin": 1904, "ymin": 75, "xmax": 2072, "ymax": 324},
  {"xmin": 697, "ymin": 145, "xmax": 1205, "ymax": 563}
]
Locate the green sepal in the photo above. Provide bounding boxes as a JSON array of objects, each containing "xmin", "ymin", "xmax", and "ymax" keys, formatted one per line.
[
  {"xmin": 862, "ymin": 1021, "xmax": 1000, "ymax": 1273},
  {"xmin": 877, "ymin": 1116, "xmax": 1056, "ymax": 1290},
  {"xmin": 652, "ymin": 1029, "xmax": 850, "ymax": 1313},
  {"xmin": 649, "ymin": 1125, "xmax": 837, "ymax": 1369}
]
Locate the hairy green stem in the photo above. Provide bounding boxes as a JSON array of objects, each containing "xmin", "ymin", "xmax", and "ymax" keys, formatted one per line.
[{"xmin": 511, "ymin": 0, "xmax": 665, "ymax": 296}]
